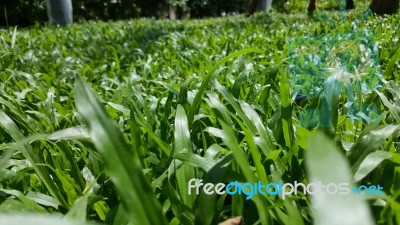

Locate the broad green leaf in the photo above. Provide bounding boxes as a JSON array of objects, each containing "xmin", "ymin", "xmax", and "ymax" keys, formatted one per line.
[
  {"xmin": 204, "ymin": 127, "xmax": 226, "ymax": 139},
  {"xmin": 280, "ymin": 69, "xmax": 293, "ymax": 147},
  {"xmin": 354, "ymin": 151, "xmax": 393, "ymax": 182},
  {"xmin": 25, "ymin": 192, "xmax": 59, "ymax": 209},
  {"xmin": 107, "ymin": 102, "xmax": 130, "ymax": 115},
  {"xmin": 174, "ymin": 104, "xmax": 196, "ymax": 207},
  {"xmin": 0, "ymin": 189, "xmax": 47, "ymax": 213},
  {"xmin": 174, "ymin": 152, "xmax": 215, "ymax": 172},
  {"xmin": 174, "ymin": 105, "xmax": 192, "ymax": 153},
  {"xmin": 349, "ymin": 124, "xmax": 399, "ymax": 173},
  {"xmin": 306, "ymin": 132, "xmax": 374, "ymax": 225},
  {"xmin": 48, "ymin": 126, "xmax": 90, "ymax": 140}
]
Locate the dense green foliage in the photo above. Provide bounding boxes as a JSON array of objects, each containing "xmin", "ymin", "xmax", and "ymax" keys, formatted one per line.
[{"xmin": 0, "ymin": 1, "xmax": 400, "ymax": 224}]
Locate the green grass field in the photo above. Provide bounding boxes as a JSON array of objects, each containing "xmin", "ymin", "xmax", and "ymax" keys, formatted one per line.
[{"xmin": 0, "ymin": 1, "xmax": 400, "ymax": 224}]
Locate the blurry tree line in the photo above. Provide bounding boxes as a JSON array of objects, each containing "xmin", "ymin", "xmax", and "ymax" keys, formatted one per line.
[{"xmin": 0, "ymin": 0, "xmax": 245, "ymax": 26}]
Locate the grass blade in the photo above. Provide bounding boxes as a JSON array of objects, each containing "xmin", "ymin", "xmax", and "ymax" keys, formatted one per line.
[
  {"xmin": 74, "ymin": 76, "xmax": 167, "ymax": 225},
  {"xmin": 220, "ymin": 120, "xmax": 271, "ymax": 225},
  {"xmin": 348, "ymin": 124, "xmax": 399, "ymax": 173},
  {"xmin": 194, "ymin": 154, "xmax": 233, "ymax": 225},
  {"xmin": 354, "ymin": 151, "xmax": 393, "ymax": 182},
  {"xmin": 306, "ymin": 132, "xmax": 374, "ymax": 225},
  {"xmin": 0, "ymin": 214, "xmax": 98, "ymax": 225},
  {"xmin": 188, "ymin": 48, "xmax": 263, "ymax": 125},
  {"xmin": 174, "ymin": 104, "xmax": 196, "ymax": 207}
]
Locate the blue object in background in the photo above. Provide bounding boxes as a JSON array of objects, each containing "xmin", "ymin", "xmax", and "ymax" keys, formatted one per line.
[{"xmin": 45, "ymin": 0, "xmax": 73, "ymax": 26}]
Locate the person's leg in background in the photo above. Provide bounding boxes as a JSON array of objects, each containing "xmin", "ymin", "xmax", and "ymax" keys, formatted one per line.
[{"xmin": 45, "ymin": 0, "xmax": 73, "ymax": 26}]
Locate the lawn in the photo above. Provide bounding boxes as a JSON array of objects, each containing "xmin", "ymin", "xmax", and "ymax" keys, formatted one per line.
[{"xmin": 0, "ymin": 1, "xmax": 400, "ymax": 224}]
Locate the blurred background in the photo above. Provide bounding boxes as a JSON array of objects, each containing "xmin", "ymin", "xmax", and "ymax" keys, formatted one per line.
[{"xmin": 0, "ymin": 0, "xmax": 248, "ymax": 27}]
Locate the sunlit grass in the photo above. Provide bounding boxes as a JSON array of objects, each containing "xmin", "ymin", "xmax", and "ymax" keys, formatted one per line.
[{"xmin": 0, "ymin": 3, "xmax": 400, "ymax": 225}]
